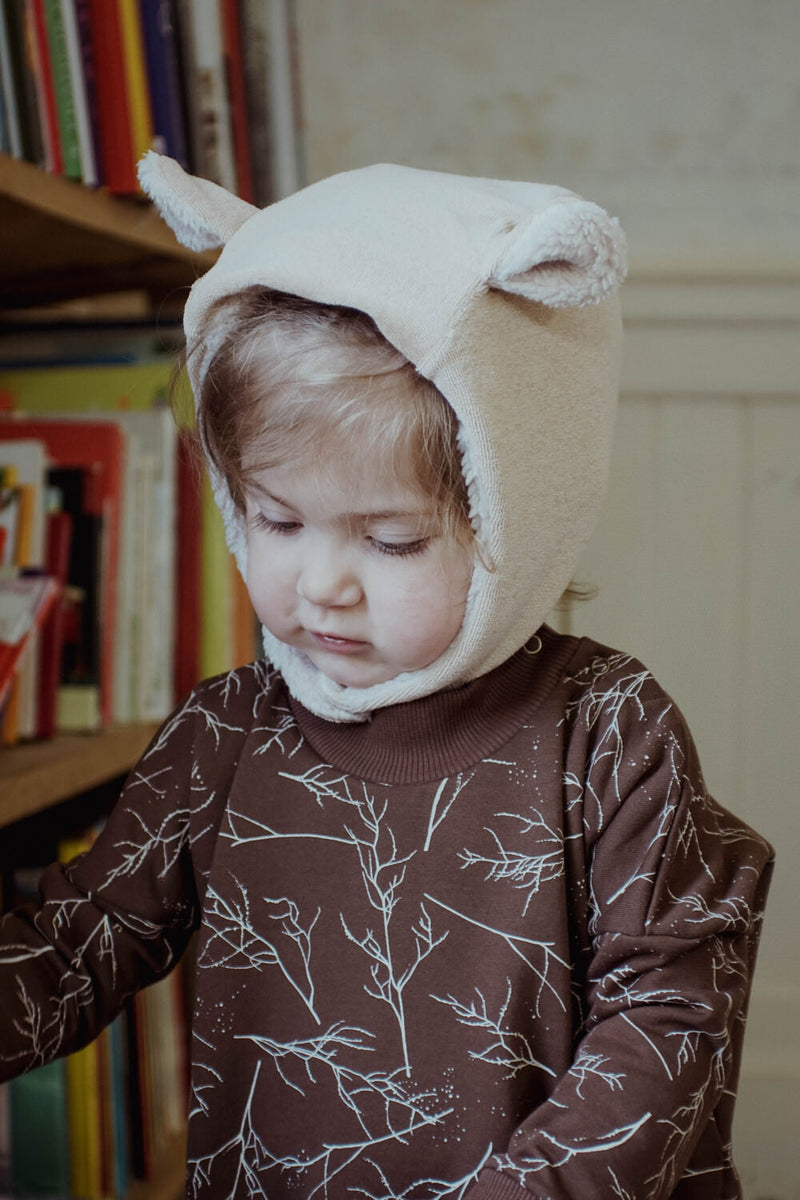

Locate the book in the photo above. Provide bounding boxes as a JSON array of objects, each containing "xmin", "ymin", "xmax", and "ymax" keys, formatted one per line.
[
  {"xmin": 138, "ymin": 0, "xmax": 189, "ymax": 166},
  {"xmin": 26, "ymin": 0, "xmax": 63, "ymax": 173},
  {"xmin": 0, "ymin": 571, "xmax": 59, "ymax": 713},
  {"xmin": 3, "ymin": 0, "xmax": 46, "ymax": 166},
  {"xmin": 0, "ymin": 3, "xmax": 24, "ymax": 158},
  {"xmin": 42, "ymin": 0, "xmax": 81, "ymax": 177},
  {"xmin": 200, "ymin": 472, "xmax": 234, "ymax": 678},
  {"xmin": 59, "ymin": 0, "xmax": 99, "ymax": 184},
  {"xmin": 174, "ymin": 428, "xmax": 201, "ymax": 698},
  {"xmin": 87, "ymin": 0, "xmax": 137, "ymax": 192},
  {"xmin": 36, "ymin": 504, "xmax": 72, "ymax": 738},
  {"xmin": 0, "ymin": 1081, "xmax": 9, "ymax": 1194},
  {"xmin": 8, "ymin": 1058, "xmax": 71, "ymax": 1195},
  {"xmin": 241, "ymin": 0, "xmax": 273, "ymax": 207},
  {"xmin": 0, "ymin": 471, "xmax": 24, "ymax": 569},
  {"xmin": 48, "ymin": 464, "xmax": 103, "ymax": 731},
  {"xmin": 221, "ymin": 0, "xmax": 253, "ymax": 202},
  {"xmin": 180, "ymin": 0, "xmax": 237, "ymax": 191},
  {"xmin": 72, "ymin": 0, "xmax": 103, "ymax": 185},
  {"xmin": 0, "ymin": 437, "xmax": 48, "ymax": 567},
  {"xmin": 118, "ymin": 0, "xmax": 154, "ymax": 165},
  {"xmin": 0, "ymin": 417, "xmax": 126, "ymax": 728}
]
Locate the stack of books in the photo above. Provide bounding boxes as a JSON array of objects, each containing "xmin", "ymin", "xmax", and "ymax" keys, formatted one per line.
[
  {"xmin": 0, "ymin": 331, "xmax": 258, "ymax": 744},
  {"xmin": 0, "ymin": 0, "xmax": 304, "ymax": 203}
]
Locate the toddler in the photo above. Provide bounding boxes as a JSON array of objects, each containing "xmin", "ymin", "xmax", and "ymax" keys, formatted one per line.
[{"xmin": 0, "ymin": 155, "xmax": 773, "ymax": 1199}]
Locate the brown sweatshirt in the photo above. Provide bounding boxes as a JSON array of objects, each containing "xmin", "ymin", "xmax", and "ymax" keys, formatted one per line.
[{"xmin": 0, "ymin": 627, "xmax": 773, "ymax": 1199}]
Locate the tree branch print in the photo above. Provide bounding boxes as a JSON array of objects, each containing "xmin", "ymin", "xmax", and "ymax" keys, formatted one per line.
[
  {"xmin": 432, "ymin": 980, "xmax": 556, "ymax": 1079},
  {"xmin": 198, "ymin": 877, "xmax": 321, "ymax": 1023}
]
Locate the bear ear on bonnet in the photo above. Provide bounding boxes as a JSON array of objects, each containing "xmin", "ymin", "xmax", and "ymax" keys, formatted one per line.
[
  {"xmin": 139, "ymin": 151, "xmax": 626, "ymax": 310},
  {"xmin": 488, "ymin": 196, "xmax": 627, "ymax": 308},
  {"xmin": 138, "ymin": 150, "xmax": 259, "ymax": 252}
]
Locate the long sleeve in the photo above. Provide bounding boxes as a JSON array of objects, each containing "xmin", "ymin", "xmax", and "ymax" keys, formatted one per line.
[
  {"xmin": 0, "ymin": 673, "xmax": 251, "ymax": 1082},
  {"xmin": 468, "ymin": 655, "xmax": 774, "ymax": 1200}
]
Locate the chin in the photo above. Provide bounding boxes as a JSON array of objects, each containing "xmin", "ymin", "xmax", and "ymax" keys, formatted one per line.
[{"xmin": 311, "ymin": 657, "xmax": 398, "ymax": 690}]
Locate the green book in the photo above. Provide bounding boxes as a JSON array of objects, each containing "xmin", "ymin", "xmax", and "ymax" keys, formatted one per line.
[
  {"xmin": 9, "ymin": 1058, "xmax": 70, "ymax": 1195},
  {"xmin": 42, "ymin": 0, "xmax": 81, "ymax": 180}
]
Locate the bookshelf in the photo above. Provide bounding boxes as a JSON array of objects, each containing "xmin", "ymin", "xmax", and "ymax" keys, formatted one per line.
[
  {"xmin": 0, "ymin": 154, "xmax": 196, "ymax": 1200},
  {"xmin": 0, "ymin": 154, "xmax": 216, "ymax": 309},
  {"xmin": 0, "ymin": 723, "xmax": 159, "ymax": 827}
]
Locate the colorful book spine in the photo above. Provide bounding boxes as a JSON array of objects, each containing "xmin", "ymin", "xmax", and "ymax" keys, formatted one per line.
[
  {"xmin": 221, "ymin": 0, "xmax": 253, "ymax": 201},
  {"xmin": 42, "ymin": 0, "xmax": 81, "ymax": 177},
  {"xmin": 87, "ymin": 0, "xmax": 136, "ymax": 192},
  {"xmin": 8, "ymin": 1058, "xmax": 71, "ymax": 1195},
  {"xmin": 59, "ymin": 0, "xmax": 99, "ymax": 184},
  {"xmin": 0, "ymin": 3, "xmax": 25, "ymax": 158},
  {"xmin": 25, "ymin": 0, "xmax": 63, "ymax": 172},
  {"xmin": 138, "ymin": 0, "xmax": 189, "ymax": 165},
  {"xmin": 118, "ymin": 0, "xmax": 153, "ymax": 165}
]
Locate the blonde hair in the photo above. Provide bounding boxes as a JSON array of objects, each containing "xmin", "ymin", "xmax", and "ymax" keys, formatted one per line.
[{"xmin": 190, "ymin": 288, "xmax": 472, "ymax": 543}]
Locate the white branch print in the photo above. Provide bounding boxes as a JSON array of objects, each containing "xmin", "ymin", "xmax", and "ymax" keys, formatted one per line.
[
  {"xmin": 424, "ymin": 893, "xmax": 568, "ymax": 1016},
  {"xmin": 459, "ymin": 808, "xmax": 563, "ymax": 915},
  {"xmin": 561, "ymin": 655, "xmax": 659, "ymax": 832},
  {"xmin": 198, "ymin": 877, "xmax": 321, "ymax": 1023},
  {"xmin": 568, "ymin": 1045, "xmax": 625, "ymax": 1098},
  {"xmin": 351, "ymin": 1143, "xmax": 494, "ymax": 1199},
  {"xmin": 228, "ymin": 1024, "xmax": 453, "ymax": 1196},
  {"xmin": 424, "ymin": 773, "xmax": 474, "ymax": 851},
  {"xmin": 432, "ymin": 981, "xmax": 556, "ymax": 1079},
  {"xmin": 340, "ymin": 786, "xmax": 447, "ymax": 1073},
  {"xmin": 491, "ymin": 1112, "xmax": 651, "ymax": 1180}
]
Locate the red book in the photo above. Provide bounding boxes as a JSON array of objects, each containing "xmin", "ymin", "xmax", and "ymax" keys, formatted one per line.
[
  {"xmin": 87, "ymin": 0, "xmax": 137, "ymax": 192},
  {"xmin": 0, "ymin": 418, "xmax": 125, "ymax": 727},
  {"xmin": 26, "ymin": 0, "xmax": 64, "ymax": 173},
  {"xmin": 0, "ymin": 574, "xmax": 59, "ymax": 714},
  {"xmin": 36, "ymin": 508, "xmax": 73, "ymax": 739},
  {"xmin": 221, "ymin": 0, "xmax": 254, "ymax": 202}
]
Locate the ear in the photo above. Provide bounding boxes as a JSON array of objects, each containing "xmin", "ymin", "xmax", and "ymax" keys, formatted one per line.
[
  {"xmin": 488, "ymin": 198, "xmax": 627, "ymax": 308},
  {"xmin": 137, "ymin": 151, "xmax": 259, "ymax": 252}
]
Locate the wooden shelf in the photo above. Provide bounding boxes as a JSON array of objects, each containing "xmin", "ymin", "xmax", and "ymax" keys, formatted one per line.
[
  {"xmin": 0, "ymin": 155, "xmax": 216, "ymax": 308},
  {"xmin": 0, "ymin": 723, "xmax": 159, "ymax": 829}
]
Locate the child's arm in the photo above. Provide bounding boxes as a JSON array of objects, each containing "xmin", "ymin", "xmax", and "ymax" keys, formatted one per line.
[
  {"xmin": 467, "ymin": 669, "xmax": 773, "ymax": 1199},
  {"xmin": 0, "ymin": 678, "xmax": 243, "ymax": 1082}
]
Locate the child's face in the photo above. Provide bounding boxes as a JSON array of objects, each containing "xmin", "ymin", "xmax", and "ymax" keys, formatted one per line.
[{"xmin": 244, "ymin": 446, "xmax": 473, "ymax": 690}]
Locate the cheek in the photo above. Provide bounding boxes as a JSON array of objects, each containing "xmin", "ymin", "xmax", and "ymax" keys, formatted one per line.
[
  {"xmin": 380, "ymin": 563, "xmax": 468, "ymax": 653},
  {"xmin": 246, "ymin": 544, "xmax": 290, "ymax": 615}
]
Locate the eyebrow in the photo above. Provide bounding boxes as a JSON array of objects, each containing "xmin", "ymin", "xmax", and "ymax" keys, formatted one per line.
[{"xmin": 251, "ymin": 486, "xmax": 434, "ymax": 523}]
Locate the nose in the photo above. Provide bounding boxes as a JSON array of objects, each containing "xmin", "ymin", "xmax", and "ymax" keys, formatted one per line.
[{"xmin": 296, "ymin": 545, "xmax": 362, "ymax": 608}]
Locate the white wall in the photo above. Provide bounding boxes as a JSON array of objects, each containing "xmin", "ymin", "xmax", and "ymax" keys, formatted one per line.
[
  {"xmin": 295, "ymin": 4, "xmax": 800, "ymax": 1194},
  {"xmin": 296, "ymin": 0, "xmax": 800, "ymax": 267}
]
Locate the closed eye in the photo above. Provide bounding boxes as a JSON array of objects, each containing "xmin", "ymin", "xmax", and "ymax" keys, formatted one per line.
[
  {"xmin": 251, "ymin": 513, "xmax": 302, "ymax": 535},
  {"xmin": 369, "ymin": 537, "xmax": 430, "ymax": 558}
]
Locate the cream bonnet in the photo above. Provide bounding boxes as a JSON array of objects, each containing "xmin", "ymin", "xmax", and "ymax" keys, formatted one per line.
[{"xmin": 139, "ymin": 153, "xmax": 626, "ymax": 721}]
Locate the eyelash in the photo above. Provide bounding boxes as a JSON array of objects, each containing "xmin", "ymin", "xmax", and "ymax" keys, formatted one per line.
[
  {"xmin": 251, "ymin": 514, "xmax": 429, "ymax": 558},
  {"xmin": 369, "ymin": 537, "xmax": 429, "ymax": 558},
  {"xmin": 252, "ymin": 514, "xmax": 300, "ymax": 535}
]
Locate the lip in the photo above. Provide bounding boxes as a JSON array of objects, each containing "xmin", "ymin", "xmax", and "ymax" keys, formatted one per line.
[{"xmin": 309, "ymin": 631, "xmax": 370, "ymax": 655}]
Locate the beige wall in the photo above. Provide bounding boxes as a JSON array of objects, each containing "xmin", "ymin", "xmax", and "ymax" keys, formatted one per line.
[{"xmin": 295, "ymin": 3, "xmax": 800, "ymax": 1195}]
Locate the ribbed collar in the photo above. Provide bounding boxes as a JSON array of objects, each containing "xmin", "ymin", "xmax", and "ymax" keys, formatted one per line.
[{"xmin": 289, "ymin": 626, "xmax": 577, "ymax": 784}]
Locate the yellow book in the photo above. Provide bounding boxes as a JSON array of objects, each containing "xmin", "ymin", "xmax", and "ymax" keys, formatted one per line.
[
  {"xmin": 118, "ymin": 0, "xmax": 154, "ymax": 162},
  {"xmin": 200, "ymin": 477, "xmax": 235, "ymax": 678},
  {"xmin": 0, "ymin": 361, "xmax": 175, "ymax": 414},
  {"xmin": 59, "ymin": 833, "xmax": 105, "ymax": 1200}
]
